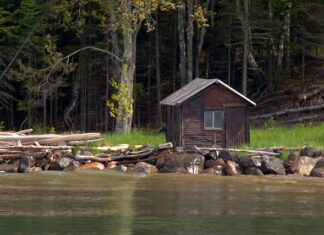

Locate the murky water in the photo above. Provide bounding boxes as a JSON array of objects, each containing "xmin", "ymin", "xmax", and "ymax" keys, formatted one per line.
[{"xmin": 1, "ymin": 171, "xmax": 324, "ymax": 235}]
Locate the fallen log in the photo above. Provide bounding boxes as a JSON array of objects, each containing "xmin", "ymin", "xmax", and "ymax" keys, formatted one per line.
[
  {"xmin": 76, "ymin": 144, "xmax": 129, "ymax": 152},
  {"xmin": 0, "ymin": 145, "xmax": 72, "ymax": 151},
  {"xmin": 0, "ymin": 134, "xmax": 61, "ymax": 143},
  {"xmin": 24, "ymin": 133, "xmax": 101, "ymax": 145},
  {"xmin": 117, "ymin": 151, "xmax": 175, "ymax": 165},
  {"xmin": 194, "ymin": 146, "xmax": 280, "ymax": 156},
  {"xmin": 15, "ymin": 129, "xmax": 33, "ymax": 135},
  {"xmin": 256, "ymin": 146, "xmax": 301, "ymax": 152},
  {"xmin": 250, "ymin": 104, "xmax": 324, "ymax": 120},
  {"xmin": 0, "ymin": 152, "xmax": 48, "ymax": 160},
  {"xmin": 282, "ymin": 114, "xmax": 319, "ymax": 124},
  {"xmin": 158, "ymin": 142, "xmax": 173, "ymax": 150}
]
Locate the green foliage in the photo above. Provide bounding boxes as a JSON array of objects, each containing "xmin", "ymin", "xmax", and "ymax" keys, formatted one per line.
[
  {"xmin": 107, "ymin": 77, "xmax": 133, "ymax": 120},
  {"xmin": 264, "ymin": 117, "xmax": 276, "ymax": 129},
  {"xmin": 100, "ymin": 129, "xmax": 165, "ymax": 148},
  {"xmin": 248, "ymin": 123, "xmax": 324, "ymax": 149}
]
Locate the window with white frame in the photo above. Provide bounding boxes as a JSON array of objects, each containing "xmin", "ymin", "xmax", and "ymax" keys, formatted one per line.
[{"xmin": 204, "ymin": 110, "xmax": 223, "ymax": 129}]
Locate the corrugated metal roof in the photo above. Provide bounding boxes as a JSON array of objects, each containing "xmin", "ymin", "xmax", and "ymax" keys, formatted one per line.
[{"xmin": 160, "ymin": 78, "xmax": 256, "ymax": 106}]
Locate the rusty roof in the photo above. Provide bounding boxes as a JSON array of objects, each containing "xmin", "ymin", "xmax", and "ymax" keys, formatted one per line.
[{"xmin": 160, "ymin": 78, "xmax": 256, "ymax": 106}]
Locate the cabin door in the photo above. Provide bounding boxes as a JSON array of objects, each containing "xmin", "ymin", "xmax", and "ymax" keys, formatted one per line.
[{"xmin": 225, "ymin": 107, "xmax": 246, "ymax": 147}]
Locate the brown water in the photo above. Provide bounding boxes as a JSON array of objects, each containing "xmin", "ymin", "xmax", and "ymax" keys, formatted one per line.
[{"xmin": 1, "ymin": 171, "xmax": 324, "ymax": 235}]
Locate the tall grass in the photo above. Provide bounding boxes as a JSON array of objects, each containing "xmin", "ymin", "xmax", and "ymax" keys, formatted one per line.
[
  {"xmin": 100, "ymin": 129, "xmax": 166, "ymax": 148},
  {"xmin": 249, "ymin": 123, "xmax": 324, "ymax": 149}
]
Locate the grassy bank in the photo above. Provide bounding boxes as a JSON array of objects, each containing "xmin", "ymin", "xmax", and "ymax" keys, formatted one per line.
[
  {"xmin": 98, "ymin": 123, "xmax": 324, "ymax": 149},
  {"xmin": 249, "ymin": 123, "xmax": 324, "ymax": 149},
  {"xmin": 99, "ymin": 129, "xmax": 165, "ymax": 148}
]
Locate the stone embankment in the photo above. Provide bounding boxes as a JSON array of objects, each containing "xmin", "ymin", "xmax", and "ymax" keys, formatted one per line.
[{"xmin": 1, "ymin": 137, "xmax": 324, "ymax": 178}]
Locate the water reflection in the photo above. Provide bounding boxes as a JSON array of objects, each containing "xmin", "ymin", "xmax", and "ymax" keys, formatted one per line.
[{"xmin": 1, "ymin": 172, "xmax": 324, "ymax": 234}]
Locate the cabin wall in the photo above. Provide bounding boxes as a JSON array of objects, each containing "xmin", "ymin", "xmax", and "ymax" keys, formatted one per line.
[{"xmin": 181, "ymin": 84, "xmax": 248, "ymax": 148}]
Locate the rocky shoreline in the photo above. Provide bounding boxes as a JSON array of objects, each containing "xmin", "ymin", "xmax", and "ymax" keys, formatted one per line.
[{"xmin": 1, "ymin": 143, "xmax": 324, "ymax": 178}]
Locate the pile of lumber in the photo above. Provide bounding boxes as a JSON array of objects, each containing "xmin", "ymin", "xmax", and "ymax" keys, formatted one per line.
[
  {"xmin": 0, "ymin": 129, "xmax": 174, "ymax": 173},
  {"xmin": 251, "ymin": 79, "xmax": 324, "ymax": 125}
]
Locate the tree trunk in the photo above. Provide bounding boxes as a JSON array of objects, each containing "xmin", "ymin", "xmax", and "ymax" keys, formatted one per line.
[
  {"xmin": 187, "ymin": 0, "xmax": 194, "ymax": 83},
  {"xmin": 155, "ymin": 11, "xmax": 162, "ymax": 129},
  {"xmin": 178, "ymin": 6, "xmax": 186, "ymax": 87},
  {"xmin": 227, "ymin": 28, "xmax": 231, "ymax": 85},
  {"xmin": 242, "ymin": 0, "xmax": 249, "ymax": 96},
  {"xmin": 267, "ymin": 0, "xmax": 274, "ymax": 91},
  {"xmin": 277, "ymin": 2, "xmax": 292, "ymax": 68},
  {"xmin": 115, "ymin": 0, "xmax": 139, "ymax": 133}
]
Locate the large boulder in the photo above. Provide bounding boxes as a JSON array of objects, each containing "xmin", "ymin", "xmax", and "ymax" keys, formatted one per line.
[
  {"xmin": 300, "ymin": 147, "xmax": 315, "ymax": 157},
  {"xmin": 159, "ymin": 153, "xmax": 204, "ymax": 174},
  {"xmin": 218, "ymin": 151, "xmax": 239, "ymax": 163},
  {"xmin": 203, "ymin": 165, "xmax": 224, "ymax": 175},
  {"xmin": 290, "ymin": 156, "xmax": 317, "ymax": 176},
  {"xmin": 133, "ymin": 162, "xmax": 157, "ymax": 174},
  {"xmin": 244, "ymin": 167, "xmax": 264, "ymax": 176},
  {"xmin": 49, "ymin": 156, "xmax": 74, "ymax": 170},
  {"xmin": 76, "ymin": 162, "xmax": 105, "ymax": 171},
  {"xmin": 238, "ymin": 156, "xmax": 254, "ymax": 169},
  {"xmin": 225, "ymin": 161, "xmax": 242, "ymax": 176},
  {"xmin": 310, "ymin": 159, "xmax": 324, "ymax": 177},
  {"xmin": 261, "ymin": 156, "xmax": 286, "ymax": 175}
]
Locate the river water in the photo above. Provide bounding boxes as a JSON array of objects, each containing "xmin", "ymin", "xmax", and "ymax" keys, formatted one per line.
[{"xmin": 1, "ymin": 171, "xmax": 324, "ymax": 235}]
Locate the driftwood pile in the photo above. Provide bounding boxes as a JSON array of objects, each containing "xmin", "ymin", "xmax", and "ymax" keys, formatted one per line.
[
  {"xmin": 0, "ymin": 129, "xmax": 174, "ymax": 173},
  {"xmin": 251, "ymin": 79, "xmax": 324, "ymax": 125}
]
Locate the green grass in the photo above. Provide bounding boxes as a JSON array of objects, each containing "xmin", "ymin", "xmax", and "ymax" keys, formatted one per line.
[
  {"xmin": 248, "ymin": 123, "xmax": 324, "ymax": 149},
  {"xmin": 98, "ymin": 129, "xmax": 166, "ymax": 148}
]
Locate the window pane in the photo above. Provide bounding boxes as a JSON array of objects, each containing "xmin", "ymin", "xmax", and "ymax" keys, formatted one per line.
[
  {"xmin": 204, "ymin": 111, "xmax": 213, "ymax": 128},
  {"xmin": 213, "ymin": 111, "xmax": 222, "ymax": 128}
]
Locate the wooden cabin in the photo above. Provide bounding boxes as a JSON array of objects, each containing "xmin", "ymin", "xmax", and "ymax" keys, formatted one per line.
[{"xmin": 160, "ymin": 78, "xmax": 256, "ymax": 148}]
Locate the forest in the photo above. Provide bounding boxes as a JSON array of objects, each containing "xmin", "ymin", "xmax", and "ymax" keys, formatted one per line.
[{"xmin": 0, "ymin": 0, "xmax": 323, "ymax": 133}]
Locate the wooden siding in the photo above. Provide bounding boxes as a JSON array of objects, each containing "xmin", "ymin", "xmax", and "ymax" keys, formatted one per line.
[
  {"xmin": 166, "ymin": 83, "xmax": 250, "ymax": 148},
  {"xmin": 182, "ymin": 88, "xmax": 226, "ymax": 148},
  {"xmin": 225, "ymin": 106, "xmax": 247, "ymax": 147}
]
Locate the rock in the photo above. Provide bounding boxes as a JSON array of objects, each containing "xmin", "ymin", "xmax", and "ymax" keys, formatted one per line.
[
  {"xmin": 214, "ymin": 158, "xmax": 226, "ymax": 167},
  {"xmin": 24, "ymin": 167, "xmax": 42, "ymax": 173},
  {"xmin": 244, "ymin": 167, "xmax": 264, "ymax": 176},
  {"xmin": 205, "ymin": 151, "xmax": 217, "ymax": 160},
  {"xmin": 0, "ymin": 162, "xmax": 19, "ymax": 173},
  {"xmin": 218, "ymin": 150, "xmax": 233, "ymax": 162},
  {"xmin": 203, "ymin": 165, "xmax": 224, "ymax": 175},
  {"xmin": 300, "ymin": 147, "xmax": 315, "ymax": 157},
  {"xmin": 261, "ymin": 156, "xmax": 285, "ymax": 175},
  {"xmin": 67, "ymin": 160, "xmax": 81, "ymax": 171},
  {"xmin": 18, "ymin": 156, "xmax": 37, "ymax": 173},
  {"xmin": 290, "ymin": 156, "xmax": 317, "ymax": 176},
  {"xmin": 238, "ymin": 156, "xmax": 254, "ymax": 169},
  {"xmin": 76, "ymin": 162, "xmax": 105, "ymax": 170},
  {"xmin": 155, "ymin": 157, "xmax": 165, "ymax": 169},
  {"xmin": 313, "ymin": 151, "xmax": 322, "ymax": 158},
  {"xmin": 159, "ymin": 153, "xmax": 204, "ymax": 174},
  {"xmin": 205, "ymin": 159, "xmax": 225, "ymax": 169},
  {"xmin": 204, "ymin": 159, "xmax": 216, "ymax": 169},
  {"xmin": 106, "ymin": 161, "xmax": 118, "ymax": 169},
  {"xmin": 225, "ymin": 161, "xmax": 242, "ymax": 176},
  {"xmin": 133, "ymin": 162, "xmax": 157, "ymax": 174},
  {"xmin": 288, "ymin": 151, "xmax": 300, "ymax": 161},
  {"xmin": 49, "ymin": 156, "xmax": 74, "ymax": 170},
  {"xmin": 251, "ymin": 156, "xmax": 262, "ymax": 167},
  {"xmin": 310, "ymin": 159, "xmax": 324, "ymax": 177},
  {"xmin": 115, "ymin": 164, "xmax": 128, "ymax": 173}
]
